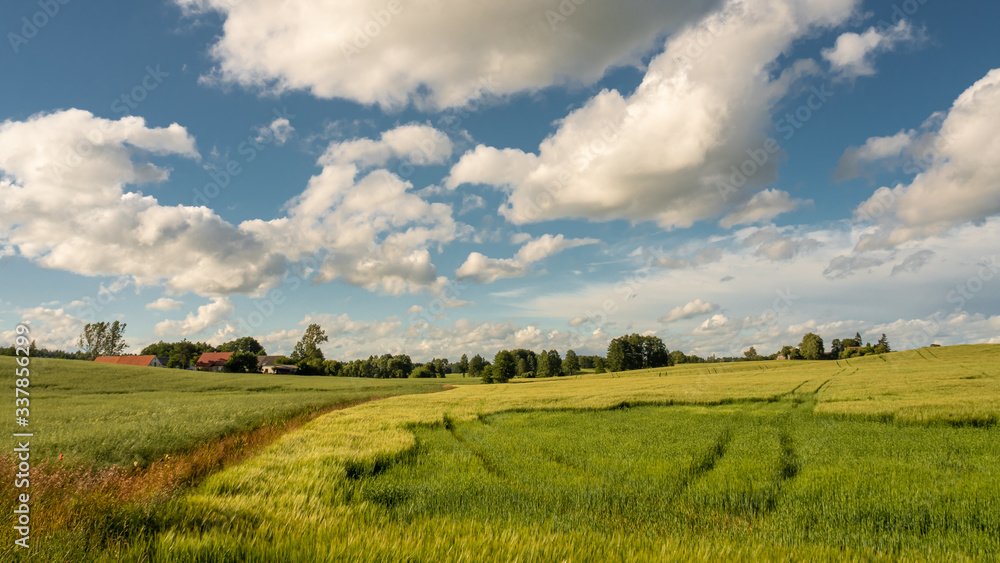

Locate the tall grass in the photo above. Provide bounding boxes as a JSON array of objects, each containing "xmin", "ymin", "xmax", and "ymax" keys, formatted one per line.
[
  {"xmin": 0, "ymin": 357, "xmax": 458, "ymax": 559},
  {"xmin": 108, "ymin": 345, "xmax": 999, "ymax": 561}
]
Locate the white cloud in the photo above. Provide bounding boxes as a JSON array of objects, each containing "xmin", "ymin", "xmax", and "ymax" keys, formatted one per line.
[
  {"xmin": 255, "ymin": 118, "xmax": 294, "ymax": 145},
  {"xmin": 456, "ymin": 234, "xmax": 599, "ymax": 284},
  {"xmin": 447, "ymin": 0, "xmax": 858, "ymax": 228},
  {"xmin": 719, "ymin": 189, "xmax": 809, "ymax": 228},
  {"xmin": 742, "ymin": 226, "xmax": 821, "ymax": 261},
  {"xmin": 146, "ymin": 297, "xmax": 184, "ymax": 311},
  {"xmin": 890, "ymin": 249, "xmax": 935, "ymax": 276},
  {"xmin": 822, "ymin": 254, "xmax": 886, "ymax": 280},
  {"xmin": 0, "ymin": 306, "xmax": 87, "ymax": 350},
  {"xmin": 660, "ymin": 299, "xmax": 719, "ymax": 323},
  {"xmin": 834, "ymin": 129, "xmax": 917, "ymax": 181},
  {"xmin": 459, "ymin": 193, "xmax": 486, "ymax": 215},
  {"xmin": 850, "ymin": 68, "xmax": 1000, "ymax": 250},
  {"xmin": 822, "ymin": 20, "xmax": 921, "ymax": 79},
  {"xmin": 322, "ymin": 124, "xmax": 452, "ymax": 168},
  {"xmin": 0, "ymin": 109, "xmax": 291, "ymax": 297},
  {"xmin": 155, "ymin": 297, "xmax": 235, "ymax": 337},
  {"xmin": 175, "ymin": 0, "xmax": 721, "ymax": 109},
  {"xmin": 0, "ymin": 113, "xmax": 462, "ymax": 298}
]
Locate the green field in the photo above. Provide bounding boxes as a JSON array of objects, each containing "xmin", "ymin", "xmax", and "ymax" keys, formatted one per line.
[
  {"xmin": 0, "ymin": 357, "xmax": 468, "ymax": 467},
  {"xmin": 3, "ymin": 345, "xmax": 1000, "ymax": 561}
]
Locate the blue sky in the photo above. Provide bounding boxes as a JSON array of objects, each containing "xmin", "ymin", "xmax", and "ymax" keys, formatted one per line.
[{"xmin": 2, "ymin": 0, "xmax": 999, "ymax": 361}]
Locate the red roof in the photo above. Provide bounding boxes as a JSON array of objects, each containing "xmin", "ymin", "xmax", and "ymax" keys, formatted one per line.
[
  {"xmin": 94, "ymin": 356, "xmax": 159, "ymax": 367},
  {"xmin": 195, "ymin": 352, "xmax": 232, "ymax": 367}
]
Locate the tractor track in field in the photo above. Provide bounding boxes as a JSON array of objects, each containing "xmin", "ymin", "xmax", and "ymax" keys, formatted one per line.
[{"xmin": 442, "ymin": 414, "xmax": 508, "ymax": 478}]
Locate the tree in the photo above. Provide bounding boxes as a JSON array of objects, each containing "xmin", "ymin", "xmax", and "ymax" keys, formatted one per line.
[
  {"xmin": 217, "ymin": 337, "xmax": 265, "ymax": 356},
  {"xmin": 459, "ymin": 354, "xmax": 469, "ymax": 377},
  {"xmin": 743, "ymin": 346, "xmax": 760, "ymax": 361},
  {"xmin": 668, "ymin": 350, "xmax": 687, "ymax": 365},
  {"xmin": 547, "ymin": 350, "xmax": 563, "ymax": 376},
  {"xmin": 410, "ymin": 364, "xmax": 437, "ymax": 378},
  {"xmin": 536, "ymin": 350, "xmax": 551, "ymax": 377},
  {"xmin": 564, "ymin": 349, "xmax": 580, "ymax": 375},
  {"xmin": 799, "ymin": 333, "xmax": 825, "ymax": 360},
  {"xmin": 607, "ymin": 334, "xmax": 670, "ymax": 371},
  {"xmin": 593, "ymin": 357, "xmax": 606, "ymax": 373},
  {"xmin": 469, "ymin": 354, "xmax": 485, "ymax": 378},
  {"xmin": 292, "ymin": 324, "xmax": 328, "ymax": 363},
  {"xmin": 78, "ymin": 321, "xmax": 128, "ymax": 359},
  {"xmin": 224, "ymin": 350, "xmax": 261, "ymax": 373},
  {"xmin": 874, "ymin": 334, "xmax": 891, "ymax": 354},
  {"xmin": 830, "ymin": 339, "xmax": 843, "ymax": 358},
  {"xmin": 780, "ymin": 345, "xmax": 802, "ymax": 360},
  {"xmin": 480, "ymin": 365, "xmax": 495, "ymax": 385},
  {"xmin": 493, "ymin": 350, "xmax": 516, "ymax": 383}
]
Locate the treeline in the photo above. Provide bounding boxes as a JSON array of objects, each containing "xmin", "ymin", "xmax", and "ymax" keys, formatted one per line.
[
  {"xmin": 743, "ymin": 332, "xmax": 892, "ymax": 362},
  {"xmin": 0, "ymin": 340, "xmax": 90, "ymax": 360},
  {"xmin": 606, "ymin": 334, "xmax": 670, "ymax": 371},
  {"xmin": 319, "ymin": 355, "xmax": 454, "ymax": 378}
]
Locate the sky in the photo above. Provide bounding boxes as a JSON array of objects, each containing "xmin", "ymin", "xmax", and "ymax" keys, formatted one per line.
[{"xmin": 1, "ymin": 0, "xmax": 999, "ymax": 362}]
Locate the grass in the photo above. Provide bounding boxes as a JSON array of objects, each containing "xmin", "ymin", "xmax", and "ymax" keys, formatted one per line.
[
  {"xmin": 3, "ymin": 345, "xmax": 999, "ymax": 560},
  {"xmin": 0, "ymin": 357, "xmax": 465, "ymax": 558},
  {"xmin": 0, "ymin": 356, "xmax": 472, "ymax": 467}
]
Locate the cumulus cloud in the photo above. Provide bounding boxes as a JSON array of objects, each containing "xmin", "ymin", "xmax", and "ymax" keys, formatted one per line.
[
  {"xmin": 0, "ymin": 109, "xmax": 297, "ymax": 297},
  {"xmin": 175, "ymin": 0, "xmax": 721, "ymax": 109},
  {"xmin": 822, "ymin": 254, "xmax": 885, "ymax": 280},
  {"xmin": 834, "ymin": 129, "xmax": 917, "ymax": 181},
  {"xmin": 742, "ymin": 227, "xmax": 820, "ymax": 261},
  {"xmin": 0, "ymin": 112, "xmax": 463, "ymax": 298},
  {"xmin": 255, "ymin": 118, "xmax": 294, "ymax": 145},
  {"xmin": 693, "ymin": 314, "xmax": 732, "ymax": 335},
  {"xmin": 146, "ymin": 297, "xmax": 184, "ymax": 311},
  {"xmin": 456, "ymin": 234, "xmax": 599, "ymax": 284},
  {"xmin": 890, "ymin": 249, "xmax": 936, "ymax": 276},
  {"xmin": 155, "ymin": 297, "xmax": 235, "ymax": 336},
  {"xmin": 822, "ymin": 20, "xmax": 922, "ymax": 79},
  {"xmin": 322, "ymin": 124, "xmax": 452, "ymax": 168},
  {"xmin": 849, "ymin": 68, "xmax": 1000, "ymax": 250},
  {"xmin": 719, "ymin": 189, "xmax": 809, "ymax": 228},
  {"xmin": 447, "ymin": 0, "xmax": 857, "ymax": 228},
  {"xmin": 660, "ymin": 299, "xmax": 719, "ymax": 323},
  {"xmin": 459, "ymin": 194, "xmax": 486, "ymax": 215},
  {"xmin": 0, "ymin": 306, "xmax": 87, "ymax": 350}
]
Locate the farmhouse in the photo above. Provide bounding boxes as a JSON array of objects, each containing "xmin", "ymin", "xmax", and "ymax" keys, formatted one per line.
[
  {"xmin": 258, "ymin": 355, "xmax": 299, "ymax": 375},
  {"xmin": 94, "ymin": 355, "xmax": 166, "ymax": 368},
  {"xmin": 194, "ymin": 352, "xmax": 232, "ymax": 372}
]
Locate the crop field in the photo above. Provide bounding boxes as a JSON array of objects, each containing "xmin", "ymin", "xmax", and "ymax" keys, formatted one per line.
[
  {"xmin": 3, "ymin": 345, "xmax": 999, "ymax": 561},
  {"xmin": 0, "ymin": 356, "xmax": 468, "ymax": 467}
]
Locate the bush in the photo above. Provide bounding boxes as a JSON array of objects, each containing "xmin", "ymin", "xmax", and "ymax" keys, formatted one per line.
[{"xmin": 410, "ymin": 364, "xmax": 438, "ymax": 379}]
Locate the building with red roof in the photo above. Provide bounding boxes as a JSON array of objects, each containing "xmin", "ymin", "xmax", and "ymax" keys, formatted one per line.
[
  {"xmin": 94, "ymin": 355, "xmax": 166, "ymax": 368},
  {"xmin": 194, "ymin": 352, "xmax": 232, "ymax": 371}
]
